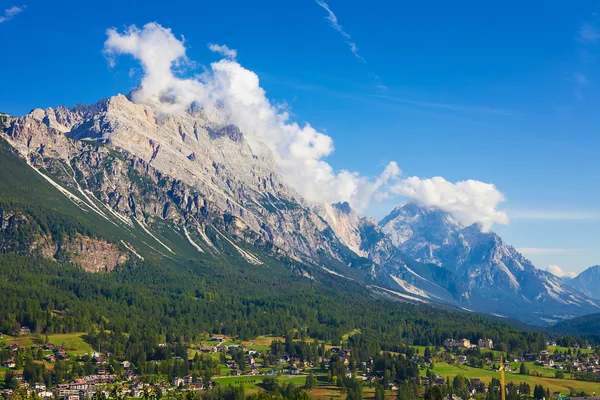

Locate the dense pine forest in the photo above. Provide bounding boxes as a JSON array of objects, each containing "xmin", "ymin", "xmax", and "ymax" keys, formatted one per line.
[{"xmin": 0, "ymin": 253, "xmax": 547, "ymax": 355}]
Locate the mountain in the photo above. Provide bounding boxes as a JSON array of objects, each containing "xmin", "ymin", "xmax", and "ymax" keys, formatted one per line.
[
  {"xmin": 314, "ymin": 201, "xmax": 467, "ymax": 303},
  {"xmin": 552, "ymin": 313, "xmax": 600, "ymax": 344},
  {"xmin": 1, "ymin": 95, "xmax": 597, "ymax": 327},
  {"xmin": 564, "ymin": 265, "xmax": 600, "ymax": 300},
  {"xmin": 0, "ymin": 95, "xmax": 364, "ymax": 273},
  {"xmin": 378, "ymin": 202, "xmax": 600, "ymax": 325}
]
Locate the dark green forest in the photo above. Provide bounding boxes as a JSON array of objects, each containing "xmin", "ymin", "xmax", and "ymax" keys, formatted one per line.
[{"xmin": 0, "ymin": 253, "xmax": 547, "ymax": 356}]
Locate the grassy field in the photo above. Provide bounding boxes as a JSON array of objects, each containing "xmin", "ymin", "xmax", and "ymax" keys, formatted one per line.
[
  {"xmin": 307, "ymin": 386, "xmax": 399, "ymax": 400},
  {"xmin": 547, "ymin": 345, "xmax": 595, "ymax": 355},
  {"xmin": 212, "ymin": 374, "xmax": 307, "ymax": 389},
  {"xmin": 241, "ymin": 335, "xmax": 285, "ymax": 352},
  {"xmin": 3, "ymin": 332, "xmax": 93, "ymax": 357},
  {"xmin": 424, "ymin": 362, "xmax": 600, "ymax": 394}
]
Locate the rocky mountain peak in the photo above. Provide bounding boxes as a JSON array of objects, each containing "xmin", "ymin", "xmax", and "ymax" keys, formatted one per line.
[{"xmin": 565, "ymin": 265, "xmax": 600, "ymax": 300}]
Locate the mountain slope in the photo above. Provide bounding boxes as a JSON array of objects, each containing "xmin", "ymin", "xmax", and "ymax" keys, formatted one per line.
[
  {"xmin": 2, "ymin": 96, "xmax": 597, "ymax": 327},
  {"xmin": 378, "ymin": 202, "xmax": 600, "ymax": 325},
  {"xmin": 564, "ymin": 265, "xmax": 600, "ymax": 300},
  {"xmin": 0, "ymin": 96, "xmax": 365, "ymax": 273},
  {"xmin": 552, "ymin": 313, "xmax": 600, "ymax": 344}
]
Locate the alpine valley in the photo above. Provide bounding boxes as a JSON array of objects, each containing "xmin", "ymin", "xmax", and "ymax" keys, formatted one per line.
[{"xmin": 1, "ymin": 93, "xmax": 598, "ymax": 327}]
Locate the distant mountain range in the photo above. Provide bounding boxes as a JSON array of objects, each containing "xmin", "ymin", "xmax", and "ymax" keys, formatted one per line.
[
  {"xmin": 564, "ymin": 265, "xmax": 600, "ymax": 300},
  {"xmin": 1, "ymin": 94, "xmax": 598, "ymax": 326}
]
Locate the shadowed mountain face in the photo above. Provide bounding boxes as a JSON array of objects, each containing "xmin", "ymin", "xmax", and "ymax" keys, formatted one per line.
[
  {"xmin": 0, "ymin": 96, "xmax": 598, "ymax": 326},
  {"xmin": 565, "ymin": 265, "xmax": 600, "ymax": 300}
]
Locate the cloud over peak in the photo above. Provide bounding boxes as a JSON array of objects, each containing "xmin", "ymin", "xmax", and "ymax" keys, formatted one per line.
[
  {"xmin": 390, "ymin": 176, "xmax": 509, "ymax": 230},
  {"xmin": 103, "ymin": 22, "xmax": 509, "ymax": 228},
  {"xmin": 545, "ymin": 264, "xmax": 577, "ymax": 279},
  {"xmin": 103, "ymin": 22, "xmax": 395, "ymax": 211}
]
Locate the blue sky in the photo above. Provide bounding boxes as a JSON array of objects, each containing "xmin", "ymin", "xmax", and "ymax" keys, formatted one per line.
[{"xmin": 1, "ymin": 0, "xmax": 599, "ymax": 274}]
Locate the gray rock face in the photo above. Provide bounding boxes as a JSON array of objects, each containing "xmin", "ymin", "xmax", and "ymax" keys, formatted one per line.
[
  {"xmin": 2, "ymin": 94, "xmax": 598, "ymax": 325},
  {"xmin": 0, "ymin": 95, "xmax": 352, "ymax": 266},
  {"xmin": 565, "ymin": 265, "xmax": 600, "ymax": 300},
  {"xmin": 379, "ymin": 202, "xmax": 600, "ymax": 324}
]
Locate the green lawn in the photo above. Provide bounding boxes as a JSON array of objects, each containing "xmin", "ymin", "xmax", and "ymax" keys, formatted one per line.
[
  {"xmin": 412, "ymin": 346, "xmax": 430, "ymax": 356},
  {"xmin": 4, "ymin": 332, "xmax": 93, "ymax": 357},
  {"xmin": 507, "ymin": 361, "xmax": 557, "ymax": 378},
  {"xmin": 547, "ymin": 345, "xmax": 594, "ymax": 355},
  {"xmin": 424, "ymin": 362, "xmax": 600, "ymax": 395},
  {"xmin": 213, "ymin": 374, "xmax": 307, "ymax": 387}
]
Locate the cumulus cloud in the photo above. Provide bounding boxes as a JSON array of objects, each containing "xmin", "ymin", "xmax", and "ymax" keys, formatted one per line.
[
  {"xmin": 389, "ymin": 176, "xmax": 509, "ymax": 230},
  {"xmin": 103, "ymin": 22, "xmax": 509, "ymax": 226},
  {"xmin": 315, "ymin": 0, "xmax": 365, "ymax": 63},
  {"xmin": 0, "ymin": 5, "xmax": 25, "ymax": 23},
  {"xmin": 545, "ymin": 265, "xmax": 577, "ymax": 279},
  {"xmin": 208, "ymin": 43, "xmax": 237, "ymax": 59},
  {"xmin": 104, "ymin": 22, "xmax": 396, "ymax": 211}
]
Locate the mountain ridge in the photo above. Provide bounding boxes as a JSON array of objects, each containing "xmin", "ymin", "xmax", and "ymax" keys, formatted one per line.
[
  {"xmin": 564, "ymin": 265, "xmax": 600, "ymax": 300},
  {"xmin": 377, "ymin": 202, "xmax": 600, "ymax": 324},
  {"xmin": 1, "ymin": 95, "xmax": 598, "ymax": 326}
]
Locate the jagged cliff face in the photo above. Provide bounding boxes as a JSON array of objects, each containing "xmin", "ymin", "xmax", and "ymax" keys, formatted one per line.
[
  {"xmin": 0, "ymin": 95, "xmax": 354, "ymax": 267},
  {"xmin": 379, "ymin": 202, "xmax": 600, "ymax": 323},
  {"xmin": 566, "ymin": 265, "xmax": 600, "ymax": 300},
  {"xmin": 2, "ymin": 96, "xmax": 599, "ymax": 325}
]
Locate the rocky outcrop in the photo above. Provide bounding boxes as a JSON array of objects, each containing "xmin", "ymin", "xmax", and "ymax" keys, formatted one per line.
[
  {"xmin": 31, "ymin": 234, "xmax": 127, "ymax": 273},
  {"xmin": 565, "ymin": 265, "xmax": 600, "ymax": 300},
  {"xmin": 0, "ymin": 95, "xmax": 355, "ymax": 267}
]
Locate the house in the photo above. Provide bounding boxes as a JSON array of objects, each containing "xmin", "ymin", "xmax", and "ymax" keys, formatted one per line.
[
  {"xmin": 2, "ymin": 359, "xmax": 16, "ymax": 368},
  {"xmin": 171, "ymin": 377, "xmax": 184, "ymax": 387},
  {"xmin": 122, "ymin": 361, "xmax": 131, "ymax": 369},
  {"xmin": 458, "ymin": 356, "xmax": 468, "ymax": 364},
  {"xmin": 443, "ymin": 338, "xmax": 458, "ymax": 348},
  {"xmin": 43, "ymin": 343, "xmax": 56, "ymax": 351},
  {"xmin": 211, "ymin": 336, "xmax": 225, "ymax": 343},
  {"xmin": 478, "ymin": 338, "xmax": 493, "ymax": 349},
  {"xmin": 44, "ymin": 354, "xmax": 56, "ymax": 363},
  {"xmin": 92, "ymin": 355, "xmax": 106, "ymax": 365},
  {"xmin": 503, "ymin": 364, "xmax": 512, "ymax": 372},
  {"xmin": 184, "ymin": 375, "xmax": 193, "ymax": 385},
  {"xmin": 19, "ymin": 327, "xmax": 31, "ymax": 335}
]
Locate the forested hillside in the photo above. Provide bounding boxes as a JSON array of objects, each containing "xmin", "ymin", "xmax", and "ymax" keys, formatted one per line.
[{"xmin": 0, "ymin": 253, "xmax": 547, "ymax": 356}]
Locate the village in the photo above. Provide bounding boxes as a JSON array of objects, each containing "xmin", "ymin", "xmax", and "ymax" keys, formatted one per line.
[{"xmin": 1, "ymin": 331, "xmax": 599, "ymax": 400}]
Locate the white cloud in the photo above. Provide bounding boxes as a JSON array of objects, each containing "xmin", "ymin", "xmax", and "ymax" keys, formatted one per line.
[
  {"xmin": 315, "ymin": 0, "xmax": 365, "ymax": 63},
  {"xmin": 0, "ymin": 5, "xmax": 25, "ymax": 23},
  {"xmin": 578, "ymin": 22, "xmax": 600, "ymax": 44},
  {"xmin": 389, "ymin": 176, "xmax": 509, "ymax": 230},
  {"xmin": 517, "ymin": 248, "xmax": 586, "ymax": 256},
  {"xmin": 545, "ymin": 264, "xmax": 577, "ymax": 278},
  {"xmin": 208, "ymin": 43, "xmax": 237, "ymax": 60},
  {"xmin": 103, "ymin": 22, "xmax": 509, "ymax": 226},
  {"xmin": 103, "ymin": 22, "xmax": 396, "ymax": 211}
]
